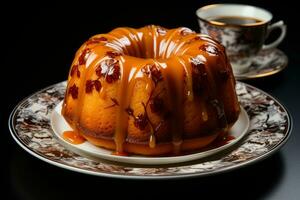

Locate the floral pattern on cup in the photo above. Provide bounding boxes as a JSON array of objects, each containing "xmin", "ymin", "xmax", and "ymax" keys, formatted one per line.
[{"xmin": 199, "ymin": 20, "xmax": 266, "ymax": 69}]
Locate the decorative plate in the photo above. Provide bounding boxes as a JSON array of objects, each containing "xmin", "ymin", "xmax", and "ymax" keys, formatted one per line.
[
  {"xmin": 234, "ymin": 48, "xmax": 288, "ymax": 80},
  {"xmin": 9, "ymin": 81, "xmax": 292, "ymax": 179},
  {"xmin": 51, "ymin": 101, "xmax": 249, "ymax": 165}
]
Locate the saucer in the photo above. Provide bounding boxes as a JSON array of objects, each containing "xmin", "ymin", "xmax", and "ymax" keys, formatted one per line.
[
  {"xmin": 51, "ymin": 101, "xmax": 249, "ymax": 165},
  {"xmin": 234, "ymin": 48, "xmax": 288, "ymax": 80}
]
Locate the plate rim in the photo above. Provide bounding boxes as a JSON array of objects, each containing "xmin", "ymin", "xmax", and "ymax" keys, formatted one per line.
[{"xmin": 8, "ymin": 81, "xmax": 293, "ymax": 179}]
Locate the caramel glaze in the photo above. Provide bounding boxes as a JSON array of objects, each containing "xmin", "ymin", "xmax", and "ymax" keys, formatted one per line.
[
  {"xmin": 62, "ymin": 25, "xmax": 240, "ymax": 156},
  {"xmin": 62, "ymin": 131, "xmax": 85, "ymax": 144}
]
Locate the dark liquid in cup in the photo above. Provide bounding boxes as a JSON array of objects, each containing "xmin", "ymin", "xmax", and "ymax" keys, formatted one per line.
[{"xmin": 209, "ymin": 16, "xmax": 263, "ymax": 25}]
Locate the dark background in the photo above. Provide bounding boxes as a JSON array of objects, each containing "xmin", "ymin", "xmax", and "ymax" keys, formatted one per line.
[{"xmin": 2, "ymin": 0, "xmax": 300, "ymax": 199}]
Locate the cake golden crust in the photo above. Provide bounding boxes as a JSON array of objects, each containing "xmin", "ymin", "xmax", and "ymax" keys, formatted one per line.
[{"xmin": 62, "ymin": 25, "xmax": 240, "ymax": 156}]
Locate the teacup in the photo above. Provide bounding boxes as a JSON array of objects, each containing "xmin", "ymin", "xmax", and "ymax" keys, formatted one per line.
[{"xmin": 196, "ymin": 4, "xmax": 286, "ymax": 74}]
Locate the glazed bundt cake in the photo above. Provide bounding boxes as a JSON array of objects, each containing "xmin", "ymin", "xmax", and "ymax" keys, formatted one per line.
[{"xmin": 62, "ymin": 25, "xmax": 240, "ymax": 156}]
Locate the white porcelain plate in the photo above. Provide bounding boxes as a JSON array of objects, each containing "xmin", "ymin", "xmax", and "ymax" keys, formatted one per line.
[
  {"xmin": 51, "ymin": 101, "xmax": 249, "ymax": 165},
  {"xmin": 9, "ymin": 81, "xmax": 292, "ymax": 179}
]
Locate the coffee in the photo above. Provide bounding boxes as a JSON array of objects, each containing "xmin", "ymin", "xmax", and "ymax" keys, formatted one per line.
[{"xmin": 208, "ymin": 16, "xmax": 262, "ymax": 25}]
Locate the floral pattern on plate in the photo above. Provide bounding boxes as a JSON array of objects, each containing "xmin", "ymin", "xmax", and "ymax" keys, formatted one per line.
[{"xmin": 9, "ymin": 81, "xmax": 291, "ymax": 179}]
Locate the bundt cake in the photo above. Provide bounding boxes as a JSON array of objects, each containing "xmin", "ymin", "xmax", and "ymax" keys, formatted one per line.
[{"xmin": 61, "ymin": 25, "xmax": 240, "ymax": 156}]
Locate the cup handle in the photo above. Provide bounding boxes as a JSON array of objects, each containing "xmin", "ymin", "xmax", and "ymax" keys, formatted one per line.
[{"xmin": 262, "ymin": 20, "xmax": 287, "ymax": 50}]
